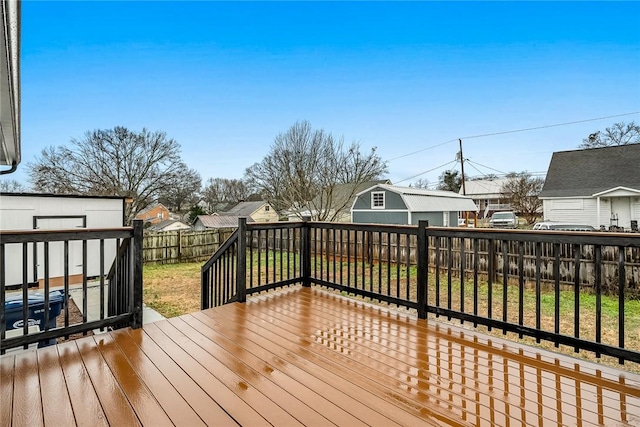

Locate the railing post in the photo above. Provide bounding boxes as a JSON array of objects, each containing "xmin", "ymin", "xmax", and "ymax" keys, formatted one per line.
[
  {"xmin": 417, "ymin": 220, "xmax": 429, "ymax": 319},
  {"xmin": 302, "ymin": 216, "xmax": 311, "ymax": 287},
  {"xmin": 131, "ymin": 219, "xmax": 144, "ymax": 329},
  {"xmin": 237, "ymin": 217, "xmax": 247, "ymax": 302},
  {"xmin": 201, "ymin": 269, "xmax": 210, "ymax": 310}
]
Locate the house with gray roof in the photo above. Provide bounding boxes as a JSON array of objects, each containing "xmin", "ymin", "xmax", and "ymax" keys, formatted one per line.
[
  {"xmin": 220, "ymin": 201, "xmax": 278, "ymax": 222},
  {"xmin": 351, "ymin": 184, "xmax": 478, "ymax": 226},
  {"xmin": 193, "ymin": 215, "xmax": 255, "ymax": 230},
  {"xmin": 539, "ymin": 144, "xmax": 640, "ymax": 231}
]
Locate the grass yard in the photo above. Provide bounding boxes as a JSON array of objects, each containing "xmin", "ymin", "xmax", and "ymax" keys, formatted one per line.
[{"xmin": 144, "ymin": 262, "xmax": 202, "ymax": 318}]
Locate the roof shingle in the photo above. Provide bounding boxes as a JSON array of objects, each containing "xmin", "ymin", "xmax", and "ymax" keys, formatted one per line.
[{"xmin": 539, "ymin": 144, "xmax": 640, "ymax": 198}]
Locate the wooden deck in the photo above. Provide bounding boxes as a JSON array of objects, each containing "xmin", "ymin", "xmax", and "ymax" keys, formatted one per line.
[{"xmin": 2, "ymin": 286, "xmax": 640, "ymax": 426}]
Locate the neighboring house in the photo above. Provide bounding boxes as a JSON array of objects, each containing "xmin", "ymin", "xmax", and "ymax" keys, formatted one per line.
[
  {"xmin": 0, "ymin": 192, "xmax": 125, "ymax": 287},
  {"xmin": 351, "ymin": 184, "xmax": 478, "ymax": 226},
  {"xmin": 134, "ymin": 203, "xmax": 171, "ymax": 225},
  {"xmin": 459, "ymin": 177, "xmax": 512, "ymax": 218},
  {"xmin": 219, "ymin": 201, "xmax": 278, "ymax": 223},
  {"xmin": 193, "ymin": 214, "xmax": 255, "ymax": 230},
  {"xmin": 147, "ymin": 219, "xmax": 192, "ymax": 232},
  {"xmin": 539, "ymin": 144, "xmax": 640, "ymax": 231},
  {"xmin": 287, "ymin": 179, "xmax": 392, "ymax": 222}
]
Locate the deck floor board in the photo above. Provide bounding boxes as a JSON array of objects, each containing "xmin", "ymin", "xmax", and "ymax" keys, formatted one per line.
[
  {"xmin": 0, "ymin": 355, "xmax": 14, "ymax": 427},
  {"xmin": 2, "ymin": 285, "xmax": 640, "ymax": 426},
  {"xmin": 56, "ymin": 341, "xmax": 109, "ymax": 427},
  {"xmin": 37, "ymin": 346, "xmax": 76, "ymax": 426}
]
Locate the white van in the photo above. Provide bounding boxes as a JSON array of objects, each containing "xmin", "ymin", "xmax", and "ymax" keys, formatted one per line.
[{"xmin": 533, "ymin": 222, "xmax": 595, "ymax": 231}]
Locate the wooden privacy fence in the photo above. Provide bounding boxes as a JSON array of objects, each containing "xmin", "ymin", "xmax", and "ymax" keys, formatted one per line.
[{"xmin": 143, "ymin": 228, "xmax": 236, "ymax": 264}]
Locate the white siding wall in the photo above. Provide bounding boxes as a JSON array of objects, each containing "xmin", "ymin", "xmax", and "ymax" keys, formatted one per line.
[
  {"xmin": 0, "ymin": 195, "xmax": 123, "ymax": 286},
  {"xmin": 542, "ymin": 197, "xmax": 609, "ymax": 228},
  {"xmin": 251, "ymin": 205, "xmax": 279, "ymax": 222}
]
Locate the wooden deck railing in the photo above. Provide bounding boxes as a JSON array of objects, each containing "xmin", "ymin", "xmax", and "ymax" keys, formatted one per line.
[
  {"xmin": 202, "ymin": 219, "xmax": 640, "ymax": 364},
  {"xmin": 1, "ymin": 220, "xmax": 144, "ymax": 353}
]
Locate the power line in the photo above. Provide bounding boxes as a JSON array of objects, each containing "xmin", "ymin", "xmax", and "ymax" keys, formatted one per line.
[
  {"xmin": 388, "ymin": 139, "xmax": 458, "ymax": 161},
  {"xmin": 463, "ymin": 159, "xmax": 507, "ymax": 176},
  {"xmin": 388, "ymin": 111, "xmax": 639, "ymax": 163},
  {"xmin": 459, "ymin": 111, "xmax": 640, "ymax": 140},
  {"xmin": 394, "ymin": 159, "xmax": 458, "ymax": 185}
]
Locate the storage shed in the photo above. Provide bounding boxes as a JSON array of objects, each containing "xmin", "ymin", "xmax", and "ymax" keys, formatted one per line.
[
  {"xmin": 0, "ymin": 192, "xmax": 126, "ymax": 287},
  {"xmin": 351, "ymin": 184, "xmax": 478, "ymax": 226}
]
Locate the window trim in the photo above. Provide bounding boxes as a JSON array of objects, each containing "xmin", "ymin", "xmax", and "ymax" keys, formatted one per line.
[{"xmin": 371, "ymin": 191, "xmax": 385, "ymax": 209}]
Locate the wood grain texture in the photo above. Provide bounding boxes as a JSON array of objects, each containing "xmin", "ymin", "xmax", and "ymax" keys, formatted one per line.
[
  {"xmin": 0, "ymin": 355, "xmax": 15, "ymax": 427},
  {"xmin": 11, "ymin": 351, "xmax": 43, "ymax": 427},
  {"xmin": 118, "ymin": 327, "xmax": 238, "ymax": 427},
  {"xmin": 56, "ymin": 341, "xmax": 109, "ymax": 427},
  {"xmin": 75, "ymin": 337, "xmax": 141, "ymax": 426},
  {"xmin": 37, "ymin": 346, "xmax": 76, "ymax": 426}
]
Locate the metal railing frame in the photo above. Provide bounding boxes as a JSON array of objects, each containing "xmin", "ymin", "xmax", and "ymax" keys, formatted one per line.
[
  {"xmin": 202, "ymin": 218, "xmax": 640, "ymax": 364},
  {"xmin": 1, "ymin": 220, "xmax": 144, "ymax": 352}
]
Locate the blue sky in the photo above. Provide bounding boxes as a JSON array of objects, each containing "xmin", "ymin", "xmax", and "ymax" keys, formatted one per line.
[{"xmin": 7, "ymin": 1, "xmax": 640, "ymax": 189}]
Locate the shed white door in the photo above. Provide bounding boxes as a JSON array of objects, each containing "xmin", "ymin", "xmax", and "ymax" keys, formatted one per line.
[
  {"xmin": 610, "ymin": 197, "xmax": 631, "ymax": 229},
  {"xmin": 35, "ymin": 217, "xmax": 85, "ymax": 283}
]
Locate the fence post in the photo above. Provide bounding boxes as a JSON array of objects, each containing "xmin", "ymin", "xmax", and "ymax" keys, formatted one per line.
[
  {"xmin": 302, "ymin": 216, "xmax": 311, "ymax": 287},
  {"xmin": 417, "ymin": 220, "xmax": 429, "ymax": 319},
  {"xmin": 237, "ymin": 217, "xmax": 247, "ymax": 302},
  {"xmin": 131, "ymin": 220, "xmax": 144, "ymax": 329}
]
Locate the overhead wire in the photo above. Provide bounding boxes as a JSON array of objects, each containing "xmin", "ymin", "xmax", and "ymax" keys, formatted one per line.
[
  {"xmin": 388, "ymin": 111, "xmax": 640, "ymax": 163},
  {"xmin": 394, "ymin": 159, "xmax": 458, "ymax": 184},
  {"xmin": 388, "ymin": 139, "xmax": 458, "ymax": 161},
  {"xmin": 458, "ymin": 111, "xmax": 640, "ymax": 140},
  {"xmin": 389, "ymin": 111, "xmax": 640, "ymax": 185}
]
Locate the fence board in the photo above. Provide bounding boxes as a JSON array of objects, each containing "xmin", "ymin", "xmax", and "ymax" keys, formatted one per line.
[{"xmin": 143, "ymin": 229, "xmax": 236, "ymax": 265}]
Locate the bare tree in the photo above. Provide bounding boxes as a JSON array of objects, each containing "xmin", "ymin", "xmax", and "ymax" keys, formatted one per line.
[
  {"xmin": 244, "ymin": 120, "xmax": 387, "ymax": 221},
  {"xmin": 158, "ymin": 164, "xmax": 202, "ymax": 213},
  {"xmin": 28, "ymin": 127, "xmax": 184, "ymax": 223},
  {"xmin": 0, "ymin": 179, "xmax": 27, "ymax": 192},
  {"xmin": 410, "ymin": 178, "xmax": 430, "ymax": 189},
  {"xmin": 580, "ymin": 121, "xmax": 640, "ymax": 148},
  {"xmin": 201, "ymin": 177, "xmax": 252, "ymax": 213},
  {"xmin": 501, "ymin": 172, "xmax": 544, "ymax": 224}
]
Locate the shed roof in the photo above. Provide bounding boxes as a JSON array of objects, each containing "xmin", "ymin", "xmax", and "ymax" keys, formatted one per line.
[
  {"xmin": 220, "ymin": 201, "xmax": 267, "ymax": 217},
  {"xmin": 358, "ymin": 184, "xmax": 478, "ymax": 212},
  {"xmin": 195, "ymin": 215, "xmax": 254, "ymax": 228},
  {"xmin": 148, "ymin": 219, "xmax": 191, "ymax": 232},
  {"xmin": 459, "ymin": 178, "xmax": 511, "ymax": 198},
  {"xmin": 539, "ymin": 144, "xmax": 640, "ymax": 198}
]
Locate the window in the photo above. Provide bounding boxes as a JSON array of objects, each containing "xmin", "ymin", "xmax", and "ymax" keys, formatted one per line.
[
  {"xmin": 371, "ymin": 192, "xmax": 385, "ymax": 209},
  {"xmin": 265, "ymin": 205, "xmax": 270, "ymax": 211}
]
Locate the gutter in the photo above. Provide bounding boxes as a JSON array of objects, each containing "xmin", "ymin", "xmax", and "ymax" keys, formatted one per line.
[{"xmin": 0, "ymin": 161, "xmax": 17, "ymax": 175}]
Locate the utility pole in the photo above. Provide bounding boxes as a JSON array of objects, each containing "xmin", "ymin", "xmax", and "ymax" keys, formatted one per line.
[
  {"xmin": 459, "ymin": 139, "xmax": 472, "ymax": 226},
  {"xmin": 459, "ymin": 139, "xmax": 466, "ymax": 195}
]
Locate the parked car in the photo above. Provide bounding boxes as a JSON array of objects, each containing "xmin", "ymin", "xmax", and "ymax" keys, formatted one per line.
[
  {"xmin": 532, "ymin": 221, "xmax": 595, "ymax": 231},
  {"xmin": 488, "ymin": 211, "xmax": 518, "ymax": 229}
]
